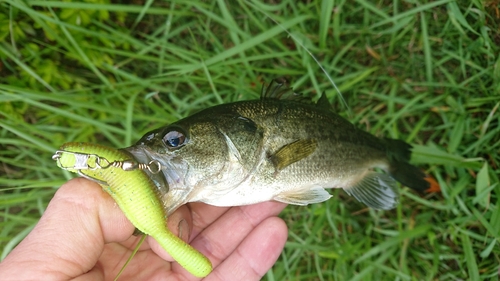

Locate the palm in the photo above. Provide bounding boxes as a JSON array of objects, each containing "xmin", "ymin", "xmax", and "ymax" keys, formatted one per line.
[
  {"xmin": 0, "ymin": 179, "xmax": 287, "ymax": 281},
  {"xmin": 81, "ymin": 201, "xmax": 287, "ymax": 281}
]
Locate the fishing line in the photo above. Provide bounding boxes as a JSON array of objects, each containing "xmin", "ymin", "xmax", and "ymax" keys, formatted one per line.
[
  {"xmin": 114, "ymin": 235, "xmax": 147, "ymax": 281},
  {"xmin": 244, "ymin": 0, "xmax": 352, "ymax": 116}
]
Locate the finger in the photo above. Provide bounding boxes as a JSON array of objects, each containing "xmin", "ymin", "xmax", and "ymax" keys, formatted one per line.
[
  {"xmin": 0, "ymin": 178, "xmax": 135, "ymax": 280},
  {"xmin": 206, "ymin": 217, "xmax": 288, "ymax": 280},
  {"xmin": 147, "ymin": 204, "xmax": 193, "ymax": 261},
  {"xmin": 188, "ymin": 203, "xmax": 230, "ymax": 237},
  {"xmin": 189, "ymin": 201, "xmax": 287, "ymax": 270},
  {"xmin": 167, "ymin": 204, "xmax": 192, "ymax": 242}
]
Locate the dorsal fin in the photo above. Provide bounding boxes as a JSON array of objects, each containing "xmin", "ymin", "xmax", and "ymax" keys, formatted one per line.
[
  {"xmin": 260, "ymin": 78, "xmax": 318, "ymax": 104},
  {"xmin": 316, "ymin": 92, "xmax": 332, "ymax": 110},
  {"xmin": 260, "ymin": 78, "xmax": 302, "ymax": 101}
]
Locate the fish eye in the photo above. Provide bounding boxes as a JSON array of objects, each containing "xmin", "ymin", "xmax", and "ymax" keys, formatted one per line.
[{"xmin": 163, "ymin": 129, "xmax": 186, "ymax": 149}]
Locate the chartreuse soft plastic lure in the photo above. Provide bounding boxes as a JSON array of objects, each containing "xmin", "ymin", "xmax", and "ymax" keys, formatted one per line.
[{"xmin": 52, "ymin": 142, "xmax": 212, "ymax": 278}]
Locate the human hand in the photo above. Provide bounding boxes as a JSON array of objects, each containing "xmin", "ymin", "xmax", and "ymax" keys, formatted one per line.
[{"xmin": 0, "ymin": 178, "xmax": 288, "ymax": 280}]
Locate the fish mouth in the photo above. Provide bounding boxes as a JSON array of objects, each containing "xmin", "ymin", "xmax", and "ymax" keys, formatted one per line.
[{"xmin": 122, "ymin": 145, "xmax": 171, "ymax": 194}]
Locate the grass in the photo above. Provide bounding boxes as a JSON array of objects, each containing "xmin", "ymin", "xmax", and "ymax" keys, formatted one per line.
[{"xmin": 1, "ymin": 0, "xmax": 499, "ymax": 279}]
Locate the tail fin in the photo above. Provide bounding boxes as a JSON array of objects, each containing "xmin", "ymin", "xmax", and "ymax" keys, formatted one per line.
[{"xmin": 384, "ymin": 138, "xmax": 438, "ymax": 193}]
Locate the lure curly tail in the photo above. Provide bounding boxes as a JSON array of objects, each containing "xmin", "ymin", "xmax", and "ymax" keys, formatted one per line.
[{"xmin": 52, "ymin": 142, "xmax": 212, "ymax": 278}]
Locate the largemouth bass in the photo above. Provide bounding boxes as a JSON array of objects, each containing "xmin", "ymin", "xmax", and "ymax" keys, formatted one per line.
[{"xmin": 125, "ymin": 79, "xmax": 438, "ymax": 215}]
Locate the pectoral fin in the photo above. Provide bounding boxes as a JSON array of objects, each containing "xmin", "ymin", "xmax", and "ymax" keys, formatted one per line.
[
  {"xmin": 274, "ymin": 186, "xmax": 332, "ymax": 205},
  {"xmin": 270, "ymin": 139, "xmax": 317, "ymax": 171},
  {"xmin": 343, "ymin": 172, "xmax": 399, "ymax": 210}
]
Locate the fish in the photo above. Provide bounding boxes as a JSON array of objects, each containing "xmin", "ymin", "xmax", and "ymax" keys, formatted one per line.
[{"xmin": 124, "ymin": 78, "xmax": 439, "ymax": 215}]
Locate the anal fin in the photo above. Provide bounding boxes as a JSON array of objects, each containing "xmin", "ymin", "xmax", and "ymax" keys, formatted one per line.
[
  {"xmin": 274, "ymin": 186, "xmax": 332, "ymax": 205},
  {"xmin": 343, "ymin": 172, "xmax": 399, "ymax": 210},
  {"xmin": 270, "ymin": 139, "xmax": 317, "ymax": 171}
]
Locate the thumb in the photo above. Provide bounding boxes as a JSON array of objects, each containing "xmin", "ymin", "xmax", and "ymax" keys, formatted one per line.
[{"xmin": 0, "ymin": 178, "xmax": 135, "ymax": 280}]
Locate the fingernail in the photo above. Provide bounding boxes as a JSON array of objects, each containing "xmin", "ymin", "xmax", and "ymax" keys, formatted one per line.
[{"xmin": 177, "ymin": 219, "xmax": 189, "ymax": 241}]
